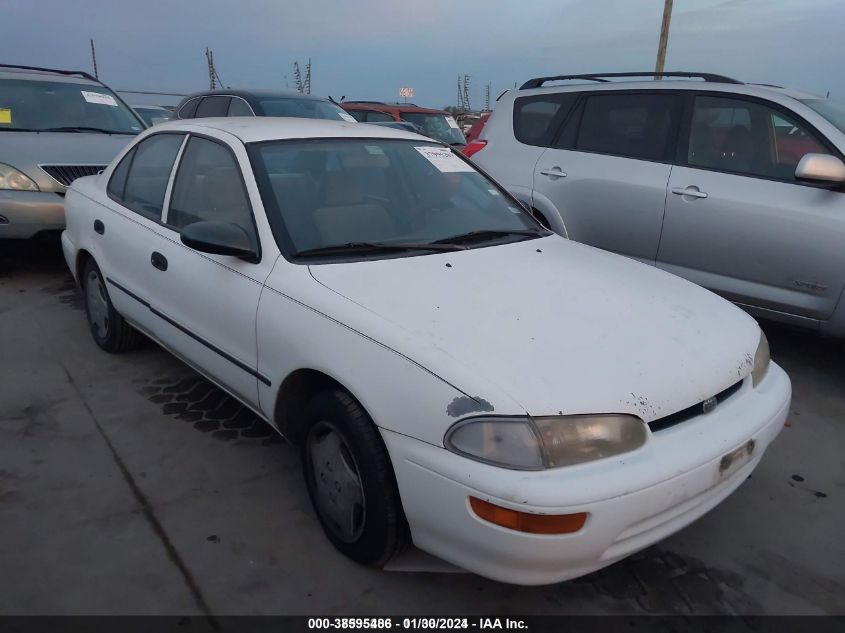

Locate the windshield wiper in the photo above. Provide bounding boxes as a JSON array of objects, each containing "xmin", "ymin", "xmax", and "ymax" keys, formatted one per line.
[
  {"xmin": 40, "ymin": 126, "xmax": 134, "ymax": 135},
  {"xmin": 295, "ymin": 241, "xmax": 467, "ymax": 258},
  {"xmin": 430, "ymin": 228, "xmax": 545, "ymax": 246}
]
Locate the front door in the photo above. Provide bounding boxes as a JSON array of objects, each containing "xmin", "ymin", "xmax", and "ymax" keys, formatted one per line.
[
  {"xmin": 657, "ymin": 94, "xmax": 845, "ymax": 320},
  {"xmin": 149, "ymin": 134, "xmax": 275, "ymax": 408}
]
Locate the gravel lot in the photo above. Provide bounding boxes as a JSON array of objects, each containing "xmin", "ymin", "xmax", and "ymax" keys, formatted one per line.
[{"xmin": 1, "ymin": 237, "xmax": 842, "ymax": 615}]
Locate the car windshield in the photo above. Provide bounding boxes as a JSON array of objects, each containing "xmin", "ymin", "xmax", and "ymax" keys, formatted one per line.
[
  {"xmin": 400, "ymin": 112, "xmax": 466, "ymax": 145},
  {"xmin": 800, "ymin": 98, "xmax": 845, "ymax": 134},
  {"xmin": 133, "ymin": 107, "xmax": 172, "ymax": 126},
  {"xmin": 250, "ymin": 139, "xmax": 544, "ymax": 260},
  {"xmin": 0, "ymin": 78, "xmax": 144, "ymax": 133},
  {"xmin": 257, "ymin": 97, "xmax": 353, "ymax": 121}
]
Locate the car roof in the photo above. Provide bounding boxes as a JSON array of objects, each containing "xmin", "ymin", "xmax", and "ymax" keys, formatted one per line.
[
  {"xmin": 342, "ymin": 102, "xmax": 449, "ymax": 115},
  {"xmin": 511, "ymin": 79, "xmax": 821, "ymax": 102},
  {"xmin": 150, "ymin": 116, "xmax": 439, "ymax": 144},
  {"xmin": 0, "ymin": 66, "xmax": 103, "ymax": 86},
  {"xmin": 182, "ymin": 88, "xmax": 332, "ymax": 102}
]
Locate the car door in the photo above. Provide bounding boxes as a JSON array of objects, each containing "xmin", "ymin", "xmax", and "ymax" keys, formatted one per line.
[
  {"xmin": 657, "ymin": 93, "xmax": 845, "ymax": 321},
  {"xmin": 147, "ymin": 133, "xmax": 273, "ymax": 409},
  {"xmin": 533, "ymin": 91, "xmax": 682, "ymax": 264},
  {"xmin": 99, "ymin": 133, "xmax": 186, "ymax": 335}
]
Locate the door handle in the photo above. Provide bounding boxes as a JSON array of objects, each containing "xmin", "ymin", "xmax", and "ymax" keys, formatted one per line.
[
  {"xmin": 150, "ymin": 251, "xmax": 168, "ymax": 271},
  {"xmin": 540, "ymin": 167, "xmax": 566, "ymax": 178},
  {"xmin": 94, "ymin": 219, "xmax": 104, "ymax": 235},
  {"xmin": 671, "ymin": 186, "xmax": 708, "ymax": 199}
]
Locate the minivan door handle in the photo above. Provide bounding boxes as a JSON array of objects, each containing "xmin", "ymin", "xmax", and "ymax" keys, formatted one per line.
[
  {"xmin": 539, "ymin": 166, "xmax": 566, "ymax": 179},
  {"xmin": 671, "ymin": 186, "xmax": 708, "ymax": 199},
  {"xmin": 150, "ymin": 252, "xmax": 168, "ymax": 271}
]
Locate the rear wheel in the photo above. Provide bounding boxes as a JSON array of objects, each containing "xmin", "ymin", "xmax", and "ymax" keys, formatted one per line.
[
  {"xmin": 302, "ymin": 389, "xmax": 409, "ymax": 566},
  {"xmin": 82, "ymin": 259, "xmax": 141, "ymax": 353}
]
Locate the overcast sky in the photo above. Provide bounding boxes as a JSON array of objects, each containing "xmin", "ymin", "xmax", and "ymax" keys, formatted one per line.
[{"xmin": 2, "ymin": 0, "xmax": 843, "ymax": 107}]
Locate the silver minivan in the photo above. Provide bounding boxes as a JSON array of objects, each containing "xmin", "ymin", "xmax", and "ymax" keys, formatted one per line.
[
  {"xmin": 471, "ymin": 72, "xmax": 845, "ymax": 337},
  {"xmin": 0, "ymin": 64, "xmax": 145, "ymax": 239}
]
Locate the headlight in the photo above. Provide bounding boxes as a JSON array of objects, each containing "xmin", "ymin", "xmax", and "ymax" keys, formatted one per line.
[
  {"xmin": 445, "ymin": 414, "xmax": 648, "ymax": 470},
  {"xmin": 751, "ymin": 331, "xmax": 770, "ymax": 387},
  {"xmin": 0, "ymin": 163, "xmax": 39, "ymax": 191}
]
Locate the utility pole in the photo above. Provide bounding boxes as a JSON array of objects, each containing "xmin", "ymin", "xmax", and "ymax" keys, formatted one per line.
[
  {"xmin": 654, "ymin": 0, "xmax": 673, "ymax": 77},
  {"xmin": 205, "ymin": 47, "xmax": 215, "ymax": 89},
  {"xmin": 90, "ymin": 39, "xmax": 99, "ymax": 80},
  {"xmin": 484, "ymin": 83, "xmax": 491, "ymax": 111},
  {"xmin": 305, "ymin": 58, "xmax": 311, "ymax": 95},
  {"xmin": 463, "ymin": 74, "xmax": 471, "ymax": 112}
]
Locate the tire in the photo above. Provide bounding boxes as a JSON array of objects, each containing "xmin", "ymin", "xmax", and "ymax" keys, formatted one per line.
[
  {"xmin": 82, "ymin": 258, "xmax": 142, "ymax": 353},
  {"xmin": 302, "ymin": 389, "xmax": 409, "ymax": 566}
]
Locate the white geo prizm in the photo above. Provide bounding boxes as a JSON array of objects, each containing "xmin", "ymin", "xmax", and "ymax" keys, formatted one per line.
[{"xmin": 62, "ymin": 117, "xmax": 791, "ymax": 585}]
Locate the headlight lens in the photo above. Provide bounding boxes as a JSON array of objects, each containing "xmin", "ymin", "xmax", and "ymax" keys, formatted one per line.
[
  {"xmin": 751, "ymin": 331, "xmax": 770, "ymax": 387},
  {"xmin": 0, "ymin": 163, "xmax": 39, "ymax": 191},
  {"xmin": 445, "ymin": 414, "xmax": 647, "ymax": 470}
]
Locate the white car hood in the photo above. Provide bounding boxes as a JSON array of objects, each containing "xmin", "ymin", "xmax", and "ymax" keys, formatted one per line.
[{"xmin": 308, "ymin": 236, "xmax": 761, "ymax": 422}]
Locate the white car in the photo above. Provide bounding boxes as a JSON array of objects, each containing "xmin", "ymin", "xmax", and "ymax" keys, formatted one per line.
[{"xmin": 61, "ymin": 117, "xmax": 791, "ymax": 585}]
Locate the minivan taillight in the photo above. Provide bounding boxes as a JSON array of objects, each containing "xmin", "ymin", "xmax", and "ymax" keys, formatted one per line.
[{"xmin": 462, "ymin": 140, "xmax": 487, "ymax": 158}]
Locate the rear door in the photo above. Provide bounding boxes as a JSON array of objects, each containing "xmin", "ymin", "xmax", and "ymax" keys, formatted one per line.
[
  {"xmin": 657, "ymin": 93, "xmax": 845, "ymax": 320},
  {"xmin": 99, "ymin": 133, "xmax": 185, "ymax": 334},
  {"xmin": 533, "ymin": 91, "xmax": 682, "ymax": 264}
]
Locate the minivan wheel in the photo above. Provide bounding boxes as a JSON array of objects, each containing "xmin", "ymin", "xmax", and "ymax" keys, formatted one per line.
[
  {"xmin": 82, "ymin": 259, "xmax": 141, "ymax": 353},
  {"xmin": 302, "ymin": 389, "xmax": 409, "ymax": 566}
]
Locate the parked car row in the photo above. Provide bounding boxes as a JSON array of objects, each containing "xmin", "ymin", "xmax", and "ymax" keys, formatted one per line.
[{"xmin": 9, "ymin": 63, "xmax": 845, "ymax": 585}]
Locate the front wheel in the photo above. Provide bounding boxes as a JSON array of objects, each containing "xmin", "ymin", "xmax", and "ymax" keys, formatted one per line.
[
  {"xmin": 82, "ymin": 258, "xmax": 141, "ymax": 353},
  {"xmin": 302, "ymin": 389, "xmax": 409, "ymax": 566}
]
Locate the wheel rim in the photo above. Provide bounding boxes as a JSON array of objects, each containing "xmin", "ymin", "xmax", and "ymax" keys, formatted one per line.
[
  {"xmin": 307, "ymin": 421, "xmax": 366, "ymax": 543},
  {"xmin": 86, "ymin": 270, "xmax": 110, "ymax": 338}
]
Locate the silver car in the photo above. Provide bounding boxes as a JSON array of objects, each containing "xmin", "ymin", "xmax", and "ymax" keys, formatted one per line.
[
  {"xmin": 471, "ymin": 71, "xmax": 845, "ymax": 337},
  {"xmin": 0, "ymin": 64, "xmax": 145, "ymax": 239}
]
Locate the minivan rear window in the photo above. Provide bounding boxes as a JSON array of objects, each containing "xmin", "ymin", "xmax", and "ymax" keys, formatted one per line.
[{"xmin": 513, "ymin": 93, "xmax": 578, "ymax": 147}]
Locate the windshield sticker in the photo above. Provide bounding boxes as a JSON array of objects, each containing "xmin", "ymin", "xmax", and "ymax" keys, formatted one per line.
[
  {"xmin": 338, "ymin": 111, "xmax": 357, "ymax": 122},
  {"xmin": 364, "ymin": 145, "xmax": 385, "ymax": 155},
  {"xmin": 81, "ymin": 91, "xmax": 118, "ymax": 107},
  {"xmin": 0, "ymin": 108, "xmax": 10, "ymax": 124},
  {"xmin": 487, "ymin": 189, "xmax": 500, "ymax": 196},
  {"xmin": 446, "ymin": 116, "xmax": 460, "ymax": 129},
  {"xmin": 414, "ymin": 146, "xmax": 474, "ymax": 173}
]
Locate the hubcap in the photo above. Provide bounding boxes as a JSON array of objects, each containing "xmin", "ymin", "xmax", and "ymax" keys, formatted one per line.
[
  {"xmin": 307, "ymin": 421, "xmax": 365, "ymax": 543},
  {"xmin": 86, "ymin": 270, "xmax": 110, "ymax": 338}
]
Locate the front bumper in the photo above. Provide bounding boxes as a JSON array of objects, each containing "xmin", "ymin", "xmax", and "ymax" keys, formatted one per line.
[
  {"xmin": 382, "ymin": 362, "xmax": 791, "ymax": 585},
  {"xmin": 0, "ymin": 190, "xmax": 65, "ymax": 239}
]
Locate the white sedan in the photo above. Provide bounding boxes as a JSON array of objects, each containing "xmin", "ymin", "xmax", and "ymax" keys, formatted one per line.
[{"xmin": 61, "ymin": 117, "xmax": 791, "ymax": 585}]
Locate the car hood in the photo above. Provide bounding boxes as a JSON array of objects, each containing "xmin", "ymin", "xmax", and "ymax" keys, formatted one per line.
[
  {"xmin": 0, "ymin": 132, "xmax": 135, "ymax": 191},
  {"xmin": 307, "ymin": 236, "xmax": 761, "ymax": 422}
]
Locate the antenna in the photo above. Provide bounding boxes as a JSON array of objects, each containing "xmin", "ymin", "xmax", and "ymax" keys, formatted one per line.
[
  {"xmin": 484, "ymin": 82, "xmax": 491, "ymax": 111},
  {"xmin": 305, "ymin": 58, "xmax": 311, "ymax": 95},
  {"xmin": 294, "ymin": 61, "xmax": 304, "ymax": 94},
  {"xmin": 89, "ymin": 39, "xmax": 99, "ymax": 80},
  {"xmin": 463, "ymin": 74, "xmax": 471, "ymax": 111}
]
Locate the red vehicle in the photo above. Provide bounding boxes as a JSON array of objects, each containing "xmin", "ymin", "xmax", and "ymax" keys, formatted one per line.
[
  {"xmin": 341, "ymin": 101, "xmax": 466, "ymax": 147},
  {"xmin": 464, "ymin": 111, "xmax": 490, "ymax": 144}
]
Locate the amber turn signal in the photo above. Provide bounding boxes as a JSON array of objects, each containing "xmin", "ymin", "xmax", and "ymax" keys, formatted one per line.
[{"xmin": 469, "ymin": 497, "xmax": 588, "ymax": 535}]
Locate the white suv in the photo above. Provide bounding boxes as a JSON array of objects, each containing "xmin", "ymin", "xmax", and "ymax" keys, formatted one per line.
[{"xmin": 469, "ymin": 71, "xmax": 845, "ymax": 337}]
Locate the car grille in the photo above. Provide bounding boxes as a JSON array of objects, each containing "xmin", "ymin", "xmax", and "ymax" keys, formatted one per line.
[
  {"xmin": 648, "ymin": 380, "xmax": 744, "ymax": 433},
  {"xmin": 40, "ymin": 165, "xmax": 105, "ymax": 187}
]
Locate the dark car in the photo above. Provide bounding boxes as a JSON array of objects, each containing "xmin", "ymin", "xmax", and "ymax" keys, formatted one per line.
[
  {"xmin": 174, "ymin": 89, "xmax": 356, "ymax": 122},
  {"xmin": 341, "ymin": 101, "xmax": 466, "ymax": 147}
]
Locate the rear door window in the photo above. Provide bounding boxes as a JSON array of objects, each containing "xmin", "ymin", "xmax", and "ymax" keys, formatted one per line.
[
  {"xmin": 177, "ymin": 97, "xmax": 201, "ymax": 119},
  {"xmin": 513, "ymin": 93, "xmax": 578, "ymax": 146},
  {"xmin": 119, "ymin": 134, "xmax": 184, "ymax": 220},
  {"xmin": 365, "ymin": 111, "xmax": 394, "ymax": 122},
  {"xmin": 194, "ymin": 96, "xmax": 231, "ymax": 118},
  {"xmin": 575, "ymin": 93, "xmax": 679, "ymax": 161}
]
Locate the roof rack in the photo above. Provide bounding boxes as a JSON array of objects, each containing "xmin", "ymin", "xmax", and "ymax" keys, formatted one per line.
[
  {"xmin": 520, "ymin": 71, "xmax": 742, "ymax": 89},
  {"xmin": 0, "ymin": 63, "xmax": 98, "ymax": 82}
]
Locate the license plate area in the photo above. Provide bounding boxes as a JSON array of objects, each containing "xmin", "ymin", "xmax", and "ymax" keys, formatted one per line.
[{"xmin": 718, "ymin": 439, "xmax": 756, "ymax": 479}]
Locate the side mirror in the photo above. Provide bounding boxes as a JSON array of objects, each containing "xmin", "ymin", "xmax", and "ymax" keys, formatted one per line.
[
  {"xmin": 795, "ymin": 153, "xmax": 845, "ymax": 183},
  {"xmin": 180, "ymin": 221, "xmax": 258, "ymax": 261}
]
